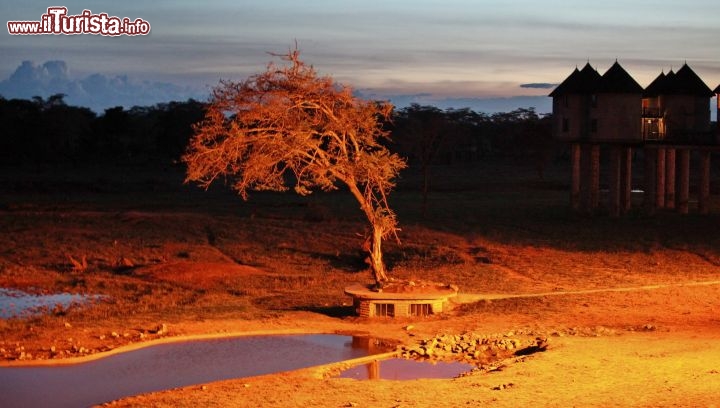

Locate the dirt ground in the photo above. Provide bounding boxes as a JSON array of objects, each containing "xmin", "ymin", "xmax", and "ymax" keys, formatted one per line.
[{"xmin": 1, "ymin": 162, "xmax": 720, "ymax": 407}]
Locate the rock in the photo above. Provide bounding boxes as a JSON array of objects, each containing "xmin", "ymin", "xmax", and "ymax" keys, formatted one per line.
[
  {"xmin": 111, "ymin": 332, "xmax": 119, "ymax": 338},
  {"xmin": 115, "ymin": 257, "xmax": 134, "ymax": 270},
  {"xmin": 64, "ymin": 322, "xmax": 72, "ymax": 328},
  {"xmin": 155, "ymin": 324, "xmax": 168, "ymax": 335}
]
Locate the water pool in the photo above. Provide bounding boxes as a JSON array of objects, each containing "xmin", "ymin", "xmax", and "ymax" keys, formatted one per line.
[
  {"xmin": 0, "ymin": 288, "xmax": 102, "ymax": 319},
  {"xmin": 0, "ymin": 334, "xmax": 383, "ymax": 407},
  {"xmin": 337, "ymin": 358, "xmax": 475, "ymax": 380}
]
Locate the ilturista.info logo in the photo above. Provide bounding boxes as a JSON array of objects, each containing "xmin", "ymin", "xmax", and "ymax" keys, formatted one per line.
[{"xmin": 7, "ymin": 7, "xmax": 151, "ymax": 36}]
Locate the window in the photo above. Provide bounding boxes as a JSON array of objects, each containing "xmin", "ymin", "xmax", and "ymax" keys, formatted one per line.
[
  {"xmin": 564, "ymin": 95, "xmax": 569, "ymax": 107},
  {"xmin": 374, "ymin": 303, "xmax": 394, "ymax": 317},
  {"xmin": 591, "ymin": 94, "xmax": 597, "ymax": 108},
  {"xmin": 562, "ymin": 118, "xmax": 569, "ymax": 132},
  {"xmin": 410, "ymin": 303, "xmax": 432, "ymax": 316},
  {"xmin": 590, "ymin": 119, "xmax": 598, "ymax": 133}
]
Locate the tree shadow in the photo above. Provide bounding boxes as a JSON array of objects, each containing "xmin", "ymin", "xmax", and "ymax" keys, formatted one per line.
[{"xmin": 293, "ymin": 305, "xmax": 356, "ymax": 318}]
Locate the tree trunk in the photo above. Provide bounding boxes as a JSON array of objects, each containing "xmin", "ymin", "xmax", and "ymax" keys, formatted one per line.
[
  {"xmin": 344, "ymin": 178, "xmax": 391, "ymax": 286},
  {"xmin": 368, "ymin": 222, "xmax": 389, "ymax": 284}
]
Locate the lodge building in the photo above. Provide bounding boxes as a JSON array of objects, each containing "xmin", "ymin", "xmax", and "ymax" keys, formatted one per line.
[{"xmin": 550, "ymin": 61, "xmax": 720, "ymax": 215}]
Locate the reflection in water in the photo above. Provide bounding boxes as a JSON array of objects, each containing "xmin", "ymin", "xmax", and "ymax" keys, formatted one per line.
[
  {"xmin": 0, "ymin": 334, "xmax": 383, "ymax": 408},
  {"xmin": 0, "ymin": 288, "xmax": 103, "ymax": 319},
  {"xmin": 338, "ymin": 358, "xmax": 475, "ymax": 380}
]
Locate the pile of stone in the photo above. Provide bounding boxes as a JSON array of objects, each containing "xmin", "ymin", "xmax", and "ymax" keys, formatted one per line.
[
  {"xmin": 0, "ymin": 322, "xmax": 169, "ymax": 361},
  {"xmin": 399, "ymin": 332, "xmax": 548, "ymax": 363}
]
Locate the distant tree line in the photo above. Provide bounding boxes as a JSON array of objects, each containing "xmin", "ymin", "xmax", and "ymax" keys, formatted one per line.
[
  {"xmin": 391, "ymin": 104, "xmax": 554, "ymax": 166},
  {"xmin": 0, "ymin": 93, "xmax": 205, "ymax": 166},
  {"xmin": 0, "ymin": 95, "xmax": 554, "ymax": 169}
]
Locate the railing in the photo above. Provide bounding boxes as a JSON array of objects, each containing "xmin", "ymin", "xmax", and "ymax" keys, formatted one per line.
[
  {"xmin": 643, "ymin": 130, "xmax": 664, "ymax": 141},
  {"xmin": 642, "ymin": 107, "xmax": 662, "ymax": 117}
]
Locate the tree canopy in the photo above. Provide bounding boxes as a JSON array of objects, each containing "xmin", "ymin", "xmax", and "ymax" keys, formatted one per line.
[{"xmin": 183, "ymin": 50, "xmax": 407, "ymax": 284}]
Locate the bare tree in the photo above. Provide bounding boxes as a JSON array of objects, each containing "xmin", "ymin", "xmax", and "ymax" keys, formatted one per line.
[{"xmin": 183, "ymin": 50, "xmax": 406, "ymax": 286}]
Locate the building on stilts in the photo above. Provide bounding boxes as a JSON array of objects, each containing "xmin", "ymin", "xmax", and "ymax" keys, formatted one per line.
[{"xmin": 550, "ymin": 62, "xmax": 718, "ymax": 215}]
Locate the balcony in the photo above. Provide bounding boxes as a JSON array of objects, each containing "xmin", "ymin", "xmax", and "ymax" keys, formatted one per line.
[{"xmin": 642, "ymin": 107, "xmax": 662, "ymax": 118}]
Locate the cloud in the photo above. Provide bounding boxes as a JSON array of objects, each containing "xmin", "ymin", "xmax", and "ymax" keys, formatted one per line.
[
  {"xmin": 0, "ymin": 60, "xmax": 207, "ymax": 112},
  {"xmin": 520, "ymin": 83, "xmax": 558, "ymax": 89},
  {"xmin": 0, "ymin": 60, "xmax": 555, "ymax": 116}
]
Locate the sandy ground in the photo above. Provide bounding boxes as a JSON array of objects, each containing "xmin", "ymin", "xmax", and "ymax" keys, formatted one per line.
[
  {"xmin": 107, "ymin": 285, "xmax": 720, "ymax": 408},
  {"xmin": 2, "ymin": 164, "xmax": 720, "ymax": 407},
  {"xmin": 2, "ymin": 280, "xmax": 708, "ymax": 408}
]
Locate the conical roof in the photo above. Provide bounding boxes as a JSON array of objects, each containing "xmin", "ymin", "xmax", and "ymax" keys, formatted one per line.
[
  {"xmin": 549, "ymin": 63, "xmax": 602, "ymax": 96},
  {"xmin": 549, "ymin": 67, "xmax": 579, "ymax": 97},
  {"xmin": 651, "ymin": 64, "xmax": 714, "ymax": 96},
  {"xmin": 600, "ymin": 61, "xmax": 643, "ymax": 93},
  {"xmin": 643, "ymin": 71, "xmax": 668, "ymax": 97}
]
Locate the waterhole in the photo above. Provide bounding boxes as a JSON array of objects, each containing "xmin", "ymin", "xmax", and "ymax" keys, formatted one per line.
[
  {"xmin": 0, "ymin": 334, "xmax": 385, "ymax": 407},
  {"xmin": 0, "ymin": 288, "xmax": 103, "ymax": 319},
  {"xmin": 337, "ymin": 358, "xmax": 475, "ymax": 380}
]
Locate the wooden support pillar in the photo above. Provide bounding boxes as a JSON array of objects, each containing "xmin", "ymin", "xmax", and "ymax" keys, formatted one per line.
[
  {"xmin": 590, "ymin": 144, "xmax": 600, "ymax": 210},
  {"xmin": 609, "ymin": 147, "xmax": 621, "ymax": 217},
  {"xmin": 580, "ymin": 144, "xmax": 591, "ymax": 212},
  {"xmin": 655, "ymin": 148, "xmax": 666, "ymax": 209},
  {"xmin": 698, "ymin": 150, "xmax": 711, "ymax": 215},
  {"xmin": 621, "ymin": 147, "xmax": 633, "ymax": 213},
  {"xmin": 571, "ymin": 144, "xmax": 581, "ymax": 211},
  {"xmin": 665, "ymin": 148, "xmax": 676, "ymax": 209},
  {"xmin": 620, "ymin": 147, "xmax": 632, "ymax": 213},
  {"xmin": 644, "ymin": 147, "xmax": 657, "ymax": 215},
  {"xmin": 677, "ymin": 149, "xmax": 690, "ymax": 214}
]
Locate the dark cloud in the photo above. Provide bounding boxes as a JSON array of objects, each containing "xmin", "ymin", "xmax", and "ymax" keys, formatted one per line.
[
  {"xmin": 0, "ymin": 60, "xmax": 206, "ymax": 112},
  {"xmin": 520, "ymin": 83, "xmax": 558, "ymax": 89}
]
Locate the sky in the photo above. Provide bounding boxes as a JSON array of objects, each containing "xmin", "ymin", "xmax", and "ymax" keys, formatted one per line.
[{"xmin": 1, "ymin": 0, "xmax": 719, "ymax": 113}]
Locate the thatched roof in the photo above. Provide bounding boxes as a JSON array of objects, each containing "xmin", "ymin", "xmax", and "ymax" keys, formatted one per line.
[
  {"xmin": 552, "ymin": 62, "xmax": 713, "ymax": 98},
  {"xmin": 550, "ymin": 62, "xmax": 642, "ymax": 96},
  {"xmin": 644, "ymin": 64, "xmax": 713, "ymax": 97},
  {"xmin": 643, "ymin": 71, "xmax": 668, "ymax": 97},
  {"xmin": 600, "ymin": 61, "xmax": 643, "ymax": 93},
  {"xmin": 549, "ymin": 63, "xmax": 601, "ymax": 96}
]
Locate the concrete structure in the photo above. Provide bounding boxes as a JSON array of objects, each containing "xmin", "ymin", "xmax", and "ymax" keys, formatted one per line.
[
  {"xmin": 345, "ymin": 283, "xmax": 458, "ymax": 318},
  {"xmin": 550, "ymin": 62, "xmax": 719, "ymax": 215}
]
